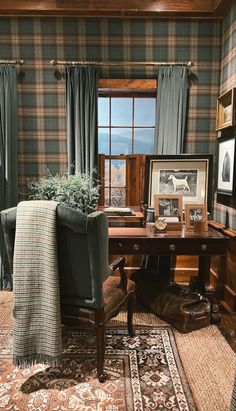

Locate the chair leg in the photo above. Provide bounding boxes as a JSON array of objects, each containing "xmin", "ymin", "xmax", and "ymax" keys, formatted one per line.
[
  {"xmin": 127, "ymin": 293, "xmax": 135, "ymax": 337},
  {"xmin": 95, "ymin": 323, "xmax": 106, "ymax": 383}
]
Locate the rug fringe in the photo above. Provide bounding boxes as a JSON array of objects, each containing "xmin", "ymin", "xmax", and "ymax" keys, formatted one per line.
[{"xmin": 13, "ymin": 354, "xmax": 62, "ymax": 368}]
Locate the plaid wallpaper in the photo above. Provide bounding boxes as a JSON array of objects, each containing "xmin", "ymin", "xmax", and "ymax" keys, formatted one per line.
[
  {"xmin": 0, "ymin": 17, "xmax": 222, "ymax": 209},
  {"xmin": 213, "ymin": 2, "xmax": 236, "ymax": 230}
]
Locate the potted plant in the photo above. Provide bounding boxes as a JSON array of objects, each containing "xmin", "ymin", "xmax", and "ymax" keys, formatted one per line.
[{"xmin": 27, "ymin": 170, "xmax": 100, "ymax": 214}]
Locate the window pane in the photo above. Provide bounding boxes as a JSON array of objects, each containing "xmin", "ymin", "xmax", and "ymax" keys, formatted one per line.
[
  {"xmin": 111, "ymin": 98, "xmax": 132, "ymax": 126},
  {"xmin": 110, "ymin": 188, "xmax": 126, "ymax": 207},
  {"xmin": 98, "ymin": 97, "xmax": 109, "ymax": 126},
  {"xmin": 111, "ymin": 128, "xmax": 132, "ymax": 155},
  {"xmin": 105, "ymin": 159, "xmax": 110, "ymax": 186},
  {"xmin": 104, "ymin": 187, "xmax": 110, "ymax": 206},
  {"xmin": 134, "ymin": 98, "xmax": 156, "ymax": 126},
  {"xmin": 133, "ymin": 128, "xmax": 155, "ymax": 154},
  {"xmin": 111, "ymin": 159, "xmax": 126, "ymax": 186},
  {"xmin": 98, "ymin": 128, "xmax": 109, "ymax": 154}
]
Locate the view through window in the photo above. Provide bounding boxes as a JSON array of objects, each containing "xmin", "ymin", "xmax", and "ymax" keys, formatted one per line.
[{"xmin": 98, "ymin": 97, "xmax": 156, "ymax": 205}]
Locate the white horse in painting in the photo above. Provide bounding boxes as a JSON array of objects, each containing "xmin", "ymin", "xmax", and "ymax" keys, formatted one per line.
[{"xmin": 168, "ymin": 174, "xmax": 190, "ymax": 192}]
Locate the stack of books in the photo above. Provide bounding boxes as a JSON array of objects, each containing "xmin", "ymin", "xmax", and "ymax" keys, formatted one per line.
[{"xmin": 103, "ymin": 207, "xmax": 134, "ymax": 216}]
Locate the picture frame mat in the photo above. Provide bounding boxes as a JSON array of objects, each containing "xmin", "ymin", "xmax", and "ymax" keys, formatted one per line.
[{"xmin": 149, "ymin": 159, "xmax": 209, "ymax": 208}]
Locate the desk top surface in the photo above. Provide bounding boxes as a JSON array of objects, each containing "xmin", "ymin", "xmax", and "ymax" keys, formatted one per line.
[{"xmin": 109, "ymin": 224, "xmax": 226, "ymax": 240}]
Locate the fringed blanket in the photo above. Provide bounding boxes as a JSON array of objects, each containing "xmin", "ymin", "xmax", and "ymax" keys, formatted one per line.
[{"xmin": 13, "ymin": 200, "xmax": 62, "ymax": 367}]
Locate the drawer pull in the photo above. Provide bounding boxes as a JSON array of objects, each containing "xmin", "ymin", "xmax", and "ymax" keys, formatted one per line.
[
  {"xmin": 169, "ymin": 243, "xmax": 176, "ymax": 251},
  {"xmin": 201, "ymin": 244, "xmax": 207, "ymax": 251},
  {"xmin": 118, "ymin": 242, "xmax": 123, "ymax": 248},
  {"xmin": 133, "ymin": 243, "xmax": 140, "ymax": 251}
]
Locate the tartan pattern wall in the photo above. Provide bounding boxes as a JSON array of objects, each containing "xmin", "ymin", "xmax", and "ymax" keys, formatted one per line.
[
  {"xmin": 214, "ymin": 2, "xmax": 236, "ymax": 230},
  {"xmin": 0, "ymin": 17, "xmax": 222, "ymax": 202}
]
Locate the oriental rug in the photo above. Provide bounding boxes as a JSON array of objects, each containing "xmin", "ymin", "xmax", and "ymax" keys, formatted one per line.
[{"xmin": 0, "ymin": 326, "xmax": 196, "ymax": 411}]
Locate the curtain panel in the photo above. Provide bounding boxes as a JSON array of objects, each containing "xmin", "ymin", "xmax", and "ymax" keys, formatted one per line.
[
  {"xmin": 0, "ymin": 65, "xmax": 18, "ymax": 289},
  {"xmin": 143, "ymin": 66, "xmax": 189, "ymax": 280},
  {"xmin": 65, "ymin": 65, "xmax": 99, "ymax": 175},
  {"xmin": 154, "ymin": 66, "xmax": 189, "ymax": 155}
]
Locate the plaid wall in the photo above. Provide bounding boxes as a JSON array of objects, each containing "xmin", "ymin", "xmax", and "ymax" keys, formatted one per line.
[
  {"xmin": 213, "ymin": 2, "xmax": 236, "ymax": 230},
  {"xmin": 0, "ymin": 17, "xmax": 222, "ymax": 206}
]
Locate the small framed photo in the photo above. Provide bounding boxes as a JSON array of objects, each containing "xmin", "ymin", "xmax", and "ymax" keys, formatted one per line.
[
  {"xmin": 154, "ymin": 194, "xmax": 183, "ymax": 222},
  {"xmin": 217, "ymin": 136, "xmax": 236, "ymax": 195},
  {"xmin": 185, "ymin": 204, "xmax": 208, "ymax": 231}
]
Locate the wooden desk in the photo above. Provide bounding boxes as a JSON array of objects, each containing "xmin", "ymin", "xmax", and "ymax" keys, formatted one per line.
[{"xmin": 109, "ymin": 224, "xmax": 229, "ymax": 294}]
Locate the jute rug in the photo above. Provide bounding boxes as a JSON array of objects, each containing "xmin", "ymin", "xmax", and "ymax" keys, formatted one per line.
[{"xmin": 0, "ymin": 291, "xmax": 235, "ymax": 411}]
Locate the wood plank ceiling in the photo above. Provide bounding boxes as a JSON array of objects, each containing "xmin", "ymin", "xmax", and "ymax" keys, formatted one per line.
[{"xmin": 0, "ymin": 0, "xmax": 232, "ymax": 18}]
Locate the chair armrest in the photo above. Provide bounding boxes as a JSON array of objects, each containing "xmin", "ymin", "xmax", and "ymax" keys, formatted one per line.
[{"xmin": 109, "ymin": 257, "xmax": 127, "ymax": 292}]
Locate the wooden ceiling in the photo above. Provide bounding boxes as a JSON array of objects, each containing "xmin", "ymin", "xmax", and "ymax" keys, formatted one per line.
[{"xmin": 0, "ymin": 0, "xmax": 232, "ymax": 18}]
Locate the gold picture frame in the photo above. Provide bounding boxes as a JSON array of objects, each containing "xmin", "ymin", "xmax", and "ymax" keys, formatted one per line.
[{"xmin": 185, "ymin": 204, "xmax": 208, "ymax": 231}]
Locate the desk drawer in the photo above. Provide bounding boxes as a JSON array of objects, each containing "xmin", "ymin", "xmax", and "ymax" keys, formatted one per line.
[{"xmin": 109, "ymin": 237, "xmax": 228, "ymax": 255}]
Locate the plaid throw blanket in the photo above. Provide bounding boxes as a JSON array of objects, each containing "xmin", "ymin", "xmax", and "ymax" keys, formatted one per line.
[{"xmin": 13, "ymin": 200, "xmax": 62, "ymax": 367}]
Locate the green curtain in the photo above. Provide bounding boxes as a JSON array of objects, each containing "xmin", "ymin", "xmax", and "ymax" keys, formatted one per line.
[
  {"xmin": 154, "ymin": 66, "xmax": 189, "ymax": 155},
  {"xmin": 143, "ymin": 66, "xmax": 189, "ymax": 281},
  {"xmin": 65, "ymin": 65, "xmax": 99, "ymax": 174},
  {"xmin": 0, "ymin": 65, "xmax": 18, "ymax": 289}
]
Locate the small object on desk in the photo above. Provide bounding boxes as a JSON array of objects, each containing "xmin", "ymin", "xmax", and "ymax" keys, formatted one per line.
[
  {"xmin": 194, "ymin": 220, "xmax": 207, "ymax": 233},
  {"xmin": 146, "ymin": 208, "xmax": 154, "ymax": 222},
  {"xmin": 103, "ymin": 207, "xmax": 134, "ymax": 216},
  {"xmin": 140, "ymin": 202, "xmax": 147, "ymax": 227},
  {"xmin": 154, "ymin": 219, "xmax": 167, "ymax": 231}
]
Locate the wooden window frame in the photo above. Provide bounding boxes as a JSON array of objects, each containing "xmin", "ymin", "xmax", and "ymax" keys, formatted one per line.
[{"xmin": 98, "ymin": 79, "xmax": 156, "ymax": 206}]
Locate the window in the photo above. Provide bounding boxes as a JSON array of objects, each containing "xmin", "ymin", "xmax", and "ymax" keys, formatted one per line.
[{"xmin": 98, "ymin": 96, "xmax": 156, "ymax": 206}]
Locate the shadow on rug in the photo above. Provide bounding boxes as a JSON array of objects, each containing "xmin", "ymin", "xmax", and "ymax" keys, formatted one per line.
[{"xmin": 0, "ymin": 326, "xmax": 196, "ymax": 410}]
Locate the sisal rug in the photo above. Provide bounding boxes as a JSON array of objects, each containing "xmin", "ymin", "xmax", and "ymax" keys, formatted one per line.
[{"xmin": 0, "ymin": 291, "xmax": 235, "ymax": 410}]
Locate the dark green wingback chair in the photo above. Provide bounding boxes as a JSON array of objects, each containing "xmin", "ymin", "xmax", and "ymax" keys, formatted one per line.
[{"xmin": 1, "ymin": 204, "xmax": 135, "ymax": 382}]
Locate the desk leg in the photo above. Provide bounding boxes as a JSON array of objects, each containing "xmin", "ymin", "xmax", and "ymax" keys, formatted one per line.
[{"xmin": 196, "ymin": 255, "xmax": 211, "ymax": 295}]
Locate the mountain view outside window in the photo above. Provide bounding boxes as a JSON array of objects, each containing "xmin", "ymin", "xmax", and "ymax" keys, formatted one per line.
[{"xmin": 98, "ymin": 97, "xmax": 156, "ymax": 206}]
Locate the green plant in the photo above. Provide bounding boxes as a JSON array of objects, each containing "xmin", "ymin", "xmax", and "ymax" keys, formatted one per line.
[{"xmin": 28, "ymin": 170, "xmax": 100, "ymax": 214}]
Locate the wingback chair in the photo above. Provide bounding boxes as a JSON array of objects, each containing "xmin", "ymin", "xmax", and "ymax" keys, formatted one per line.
[{"xmin": 1, "ymin": 204, "xmax": 135, "ymax": 382}]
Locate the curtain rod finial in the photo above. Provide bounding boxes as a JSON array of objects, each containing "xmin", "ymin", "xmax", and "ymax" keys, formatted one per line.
[{"xmin": 50, "ymin": 59, "xmax": 56, "ymax": 65}]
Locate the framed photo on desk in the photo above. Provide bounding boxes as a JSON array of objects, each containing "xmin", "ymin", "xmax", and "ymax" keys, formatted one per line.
[{"xmin": 144, "ymin": 154, "xmax": 213, "ymax": 212}]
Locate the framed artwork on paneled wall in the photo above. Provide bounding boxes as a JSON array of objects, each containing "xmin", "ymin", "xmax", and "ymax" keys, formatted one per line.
[
  {"xmin": 144, "ymin": 154, "xmax": 213, "ymax": 212},
  {"xmin": 217, "ymin": 136, "xmax": 236, "ymax": 195}
]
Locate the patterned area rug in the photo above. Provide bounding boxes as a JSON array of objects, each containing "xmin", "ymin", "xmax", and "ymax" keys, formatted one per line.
[{"xmin": 0, "ymin": 326, "xmax": 196, "ymax": 411}]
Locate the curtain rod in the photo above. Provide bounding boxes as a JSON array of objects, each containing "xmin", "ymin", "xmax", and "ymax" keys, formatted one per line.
[
  {"xmin": 50, "ymin": 59, "xmax": 192, "ymax": 68},
  {"xmin": 0, "ymin": 59, "xmax": 24, "ymax": 65}
]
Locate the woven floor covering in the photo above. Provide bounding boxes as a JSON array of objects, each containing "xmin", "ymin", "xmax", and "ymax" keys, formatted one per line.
[{"xmin": 0, "ymin": 291, "xmax": 235, "ymax": 411}]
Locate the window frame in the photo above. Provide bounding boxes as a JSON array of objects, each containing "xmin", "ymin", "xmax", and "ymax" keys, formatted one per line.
[{"xmin": 98, "ymin": 79, "xmax": 157, "ymax": 206}]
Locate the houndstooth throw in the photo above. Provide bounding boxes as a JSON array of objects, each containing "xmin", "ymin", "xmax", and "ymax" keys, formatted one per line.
[{"xmin": 13, "ymin": 200, "xmax": 62, "ymax": 367}]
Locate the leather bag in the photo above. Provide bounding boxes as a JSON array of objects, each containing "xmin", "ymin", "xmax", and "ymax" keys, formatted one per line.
[
  {"xmin": 152, "ymin": 283, "xmax": 211, "ymax": 333},
  {"xmin": 132, "ymin": 270, "xmax": 211, "ymax": 333}
]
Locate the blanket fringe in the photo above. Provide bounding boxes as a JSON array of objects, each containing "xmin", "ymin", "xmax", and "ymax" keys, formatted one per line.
[{"xmin": 13, "ymin": 354, "xmax": 62, "ymax": 368}]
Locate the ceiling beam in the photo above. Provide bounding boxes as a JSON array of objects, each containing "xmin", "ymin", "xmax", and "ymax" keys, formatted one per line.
[{"xmin": 0, "ymin": 0, "xmax": 229, "ymax": 18}]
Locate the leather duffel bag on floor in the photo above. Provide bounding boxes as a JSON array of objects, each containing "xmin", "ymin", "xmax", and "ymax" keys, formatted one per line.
[{"xmin": 132, "ymin": 271, "xmax": 211, "ymax": 333}]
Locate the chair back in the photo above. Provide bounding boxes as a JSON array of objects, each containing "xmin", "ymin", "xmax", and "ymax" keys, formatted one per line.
[{"xmin": 1, "ymin": 204, "xmax": 110, "ymax": 309}]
